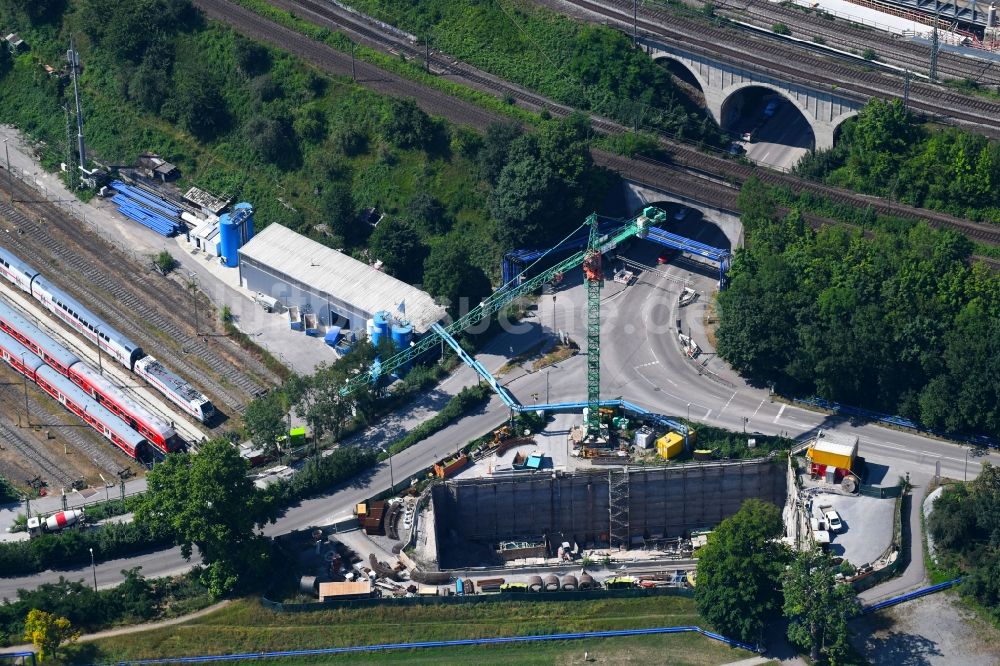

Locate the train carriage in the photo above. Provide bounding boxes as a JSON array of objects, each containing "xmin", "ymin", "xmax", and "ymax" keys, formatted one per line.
[
  {"xmin": 0, "ymin": 300, "xmax": 81, "ymax": 375},
  {"xmin": 0, "ymin": 245, "xmax": 39, "ymax": 293}
]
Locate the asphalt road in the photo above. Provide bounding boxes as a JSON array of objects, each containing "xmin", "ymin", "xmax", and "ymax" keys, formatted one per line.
[{"xmin": 2, "ymin": 232, "xmax": 996, "ymax": 600}]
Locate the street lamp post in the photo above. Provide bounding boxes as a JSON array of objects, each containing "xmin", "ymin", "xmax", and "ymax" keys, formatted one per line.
[
  {"xmin": 382, "ymin": 447, "xmax": 395, "ymax": 494},
  {"xmin": 89, "ymin": 547, "xmax": 97, "ymax": 591},
  {"xmin": 965, "ymin": 448, "xmax": 969, "ymax": 482}
]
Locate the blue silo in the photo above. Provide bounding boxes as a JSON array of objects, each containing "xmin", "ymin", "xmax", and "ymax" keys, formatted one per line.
[
  {"xmin": 371, "ymin": 311, "xmax": 391, "ymax": 348},
  {"xmin": 391, "ymin": 322, "xmax": 414, "ymax": 373},
  {"xmin": 217, "ymin": 202, "xmax": 254, "ymax": 268}
]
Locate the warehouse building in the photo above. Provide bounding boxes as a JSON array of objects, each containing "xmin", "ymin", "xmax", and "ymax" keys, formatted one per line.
[{"xmin": 238, "ymin": 223, "xmax": 446, "ymax": 335}]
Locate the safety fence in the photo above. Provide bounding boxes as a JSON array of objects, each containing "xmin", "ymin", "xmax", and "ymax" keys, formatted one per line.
[
  {"xmin": 862, "ymin": 578, "xmax": 963, "ymax": 614},
  {"xmin": 73, "ymin": 625, "xmax": 759, "ymax": 665}
]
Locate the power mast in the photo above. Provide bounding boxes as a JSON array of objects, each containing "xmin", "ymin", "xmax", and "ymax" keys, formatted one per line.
[{"xmin": 67, "ymin": 39, "xmax": 86, "ymax": 178}]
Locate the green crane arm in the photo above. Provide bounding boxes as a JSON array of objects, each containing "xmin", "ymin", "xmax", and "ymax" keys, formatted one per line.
[{"xmin": 338, "ymin": 207, "xmax": 666, "ymax": 397}]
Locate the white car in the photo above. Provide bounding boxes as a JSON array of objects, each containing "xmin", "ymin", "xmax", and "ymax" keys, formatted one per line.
[{"xmin": 825, "ymin": 511, "xmax": 843, "ymax": 532}]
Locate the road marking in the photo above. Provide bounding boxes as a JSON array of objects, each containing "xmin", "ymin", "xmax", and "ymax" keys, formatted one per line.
[
  {"xmin": 773, "ymin": 404, "xmax": 786, "ymax": 423},
  {"xmin": 750, "ymin": 398, "xmax": 765, "ymax": 420},
  {"xmin": 719, "ymin": 391, "xmax": 737, "ymax": 415},
  {"xmin": 704, "ymin": 409, "xmax": 712, "ymax": 419}
]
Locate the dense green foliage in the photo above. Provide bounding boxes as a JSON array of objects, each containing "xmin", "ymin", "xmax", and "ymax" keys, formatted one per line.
[
  {"xmin": 796, "ymin": 99, "xmax": 1000, "ymax": 223},
  {"xmin": 0, "ymin": 519, "xmax": 171, "ymax": 577},
  {"xmin": 717, "ymin": 177, "xmax": 1000, "ymax": 438},
  {"xmin": 694, "ymin": 499, "xmax": 788, "ymax": 643},
  {"xmin": 0, "ymin": 476, "xmax": 18, "ymax": 503},
  {"xmin": 0, "ymin": 571, "xmax": 210, "ymax": 647},
  {"xmin": 345, "ymin": 0, "xmax": 725, "ymax": 146},
  {"xmin": 783, "ymin": 547, "xmax": 860, "ymax": 663},
  {"xmin": 928, "ymin": 464, "xmax": 1000, "ymax": 619},
  {"xmin": 134, "ymin": 439, "xmax": 275, "ymax": 597}
]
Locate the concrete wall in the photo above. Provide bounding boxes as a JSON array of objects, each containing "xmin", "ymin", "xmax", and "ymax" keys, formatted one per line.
[
  {"xmin": 623, "ymin": 181, "xmax": 744, "ymax": 251},
  {"xmin": 433, "ymin": 460, "xmax": 786, "ymax": 566},
  {"xmin": 238, "ymin": 256, "xmax": 364, "ymax": 332}
]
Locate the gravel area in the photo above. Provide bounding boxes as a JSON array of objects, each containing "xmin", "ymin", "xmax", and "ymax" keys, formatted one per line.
[
  {"xmin": 807, "ymin": 492, "xmax": 895, "ymax": 567},
  {"xmin": 851, "ymin": 592, "xmax": 1000, "ymax": 666}
]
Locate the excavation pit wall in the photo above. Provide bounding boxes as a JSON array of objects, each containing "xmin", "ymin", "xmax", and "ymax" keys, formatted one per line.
[{"xmin": 432, "ymin": 458, "xmax": 787, "ymax": 569}]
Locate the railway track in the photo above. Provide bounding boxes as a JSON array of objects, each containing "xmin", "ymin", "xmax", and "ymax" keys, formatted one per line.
[
  {"xmin": 0, "ymin": 384, "xmax": 77, "ymax": 488},
  {"xmin": 0, "ymin": 173, "xmax": 277, "ymax": 419},
  {"xmin": 718, "ymin": 0, "xmax": 1000, "ymax": 86},
  {"xmin": 552, "ymin": 0, "xmax": 1000, "ymax": 137},
  {"xmin": 205, "ymin": 0, "xmax": 1000, "ymax": 247}
]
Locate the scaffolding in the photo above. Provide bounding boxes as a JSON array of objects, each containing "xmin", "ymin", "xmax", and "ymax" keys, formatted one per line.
[{"xmin": 609, "ymin": 469, "xmax": 630, "ymax": 549}]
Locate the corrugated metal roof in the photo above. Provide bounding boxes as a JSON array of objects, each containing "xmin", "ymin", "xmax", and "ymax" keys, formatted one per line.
[
  {"xmin": 239, "ymin": 224, "xmax": 446, "ymax": 334},
  {"xmin": 812, "ymin": 430, "xmax": 858, "ymax": 457}
]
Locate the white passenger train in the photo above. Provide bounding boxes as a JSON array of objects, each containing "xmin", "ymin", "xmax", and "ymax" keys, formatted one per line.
[{"xmin": 0, "ymin": 246, "xmax": 215, "ymax": 422}]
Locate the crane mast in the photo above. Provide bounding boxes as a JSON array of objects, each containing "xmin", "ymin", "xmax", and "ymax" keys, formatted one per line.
[{"xmin": 338, "ymin": 208, "xmax": 665, "ymax": 412}]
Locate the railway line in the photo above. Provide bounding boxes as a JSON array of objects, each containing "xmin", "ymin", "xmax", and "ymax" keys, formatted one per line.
[
  {"xmin": 0, "ymin": 173, "xmax": 279, "ymax": 422},
  {"xmin": 249, "ymin": 0, "xmax": 1000, "ymax": 246},
  {"xmin": 717, "ymin": 0, "xmax": 1000, "ymax": 86},
  {"xmin": 0, "ymin": 383, "xmax": 78, "ymax": 488},
  {"xmin": 550, "ymin": 0, "xmax": 1000, "ymax": 137}
]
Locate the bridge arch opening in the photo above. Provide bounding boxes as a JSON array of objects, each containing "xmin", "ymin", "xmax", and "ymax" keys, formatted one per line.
[
  {"xmin": 652, "ymin": 55, "xmax": 707, "ymax": 107},
  {"xmin": 720, "ymin": 85, "xmax": 815, "ymax": 169}
]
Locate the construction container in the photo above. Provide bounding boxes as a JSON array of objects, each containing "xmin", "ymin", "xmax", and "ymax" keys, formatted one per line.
[
  {"xmin": 527, "ymin": 575, "xmax": 544, "ymax": 592},
  {"xmin": 656, "ymin": 432, "xmax": 685, "ymax": 459},
  {"xmin": 303, "ymin": 312, "xmax": 319, "ymax": 336},
  {"xmin": 579, "ymin": 573, "xmax": 595, "ymax": 590},
  {"xmin": 807, "ymin": 430, "xmax": 857, "ymax": 471},
  {"xmin": 605, "ymin": 576, "xmax": 636, "ymax": 590},
  {"xmin": 561, "ymin": 574, "xmax": 578, "ymax": 591},
  {"xmin": 543, "ymin": 574, "xmax": 560, "ymax": 591},
  {"xmin": 288, "ymin": 306, "xmax": 302, "ymax": 331},
  {"xmin": 455, "ymin": 578, "xmax": 465, "ymax": 595},
  {"xmin": 289, "ymin": 427, "xmax": 306, "ymax": 446},
  {"xmin": 433, "ymin": 453, "xmax": 468, "ymax": 479},
  {"xmin": 693, "ymin": 449, "xmax": 713, "ymax": 461},
  {"xmin": 634, "ymin": 427, "xmax": 654, "ymax": 449},
  {"xmin": 477, "ymin": 577, "xmax": 505, "ymax": 593}
]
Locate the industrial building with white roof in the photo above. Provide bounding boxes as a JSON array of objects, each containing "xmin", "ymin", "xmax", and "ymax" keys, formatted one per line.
[{"xmin": 237, "ymin": 223, "xmax": 446, "ymax": 335}]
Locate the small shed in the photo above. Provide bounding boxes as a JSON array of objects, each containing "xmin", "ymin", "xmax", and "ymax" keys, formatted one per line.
[
  {"xmin": 318, "ymin": 580, "xmax": 372, "ymax": 601},
  {"xmin": 5, "ymin": 33, "xmax": 26, "ymax": 54}
]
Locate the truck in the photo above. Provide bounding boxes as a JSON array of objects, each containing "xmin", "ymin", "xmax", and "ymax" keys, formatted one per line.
[{"xmin": 26, "ymin": 509, "xmax": 85, "ymax": 538}]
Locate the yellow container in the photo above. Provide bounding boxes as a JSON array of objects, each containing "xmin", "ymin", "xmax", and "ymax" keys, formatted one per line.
[
  {"xmin": 656, "ymin": 432, "xmax": 685, "ymax": 459},
  {"xmin": 806, "ymin": 447, "xmax": 853, "ymax": 470}
]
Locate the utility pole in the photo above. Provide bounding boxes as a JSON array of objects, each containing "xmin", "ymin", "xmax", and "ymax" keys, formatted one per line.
[
  {"xmin": 3, "ymin": 138, "xmax": 12, "ymax": 203},
  {"xmin": 633, "ymin": 0, "xmax": 639, "ymax": 45},
  {"xmin": 930, "ymin": 13, "xmax": 940, "ymax": 82},
  {"xmin": 351, "ymin": 41, "xmax": 357, "ymax": 82},
  {"xmin": 903, "ymin": 69, "xmax": 911, "ymax": 109},
  {"xmin": 425, "ymin": 38, "xmax": 430, "ymax": 73},
  {"xmin": 21, "ymin": 353, "xmax": 29, "ymax": 427},
  {"xmin": 95, "ymin": 324, "xmax": 103, "ymax": 374}
]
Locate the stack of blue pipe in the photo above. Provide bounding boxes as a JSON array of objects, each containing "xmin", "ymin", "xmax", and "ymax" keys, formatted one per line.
[{"xmin": 111, "ymin": 181, "xmax": 182, "ymax": 237}]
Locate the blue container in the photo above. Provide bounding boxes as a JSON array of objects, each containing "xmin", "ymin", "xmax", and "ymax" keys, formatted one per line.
[
  {"xmin": 391, "ymin": 322, "xmax": 413, "ymax": 350},
  {"xmin": 372, "ymin": 311, "xmax": 391, "ymax": 347},
  {"xmin": 217, "ymin": 203, "xmax": 254, "ymax": 268}
]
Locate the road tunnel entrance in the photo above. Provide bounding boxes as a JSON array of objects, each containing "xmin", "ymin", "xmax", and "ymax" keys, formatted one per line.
[{"xmin": 720, "ymin": 85, "xmax": 815, "ymax": 171}]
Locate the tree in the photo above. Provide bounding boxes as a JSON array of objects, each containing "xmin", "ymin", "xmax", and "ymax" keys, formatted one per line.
[
  {"xmin": 476, "ymin": 122, "xmax": 523, "ymax": 184},
  {"xmin": 320, "ymin": 182, "xmax": 361, "ymax": 245},
  {"xmin": 404, "ymin": 191, "xmax": 448, "ymax": 236},
  {"xmin": 783, "ymin": 547, "xmax": 860, "ymax": 663},
  {"xmin": 134, "ymin": 439, "xmax": 275, "ymax": 596},
  {"xmin": 152, "ymin": 250, "xmax": 175, "ymax": 275},
  {"xmin": 243, "ymin": 390, "xmax": 287, "ymax": 455},
  {"xmin": 423, "ymin": 237, "xmax": 492, "ymax": 316},
  {"xmin": 490, "ymin": 154, "xmax": 566, "ymax": 250},
  {"xmin": 694, "ymin": 499, "xmax": 789, "ymax": 644},
  {"xmin": 244, "ymin": 115, "xmax": 298, "ymax": 169},
  {"xmin": 23, "ymin": 609, "xmax": 79, "ymax": 662},
  {"xmin": 168, "ymin": 59, "xmax": 228, "ymax": 141},
  {"xmin": 233, "ymin": 35, "xmax": 270, "ymax": 76},
  {"xmin": 368, "ymin": 218, "xmax": 427, "ymax": 283},
  {"xmin": 382, "ymin": 98, "xmax": 434, "ymax": 149}
]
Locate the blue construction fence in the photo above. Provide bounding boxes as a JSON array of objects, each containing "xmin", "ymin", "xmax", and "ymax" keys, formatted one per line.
[
  {"xmin": 795, "ymin": 397, "xmax": 997, "ymax": 449},
  {"xmin": 862, "ymin": 579, "xmax": 963, "ymax": 615},
  {"xmin": 80, "ymin": 625, "xmax": 759, "ymax": 665}
]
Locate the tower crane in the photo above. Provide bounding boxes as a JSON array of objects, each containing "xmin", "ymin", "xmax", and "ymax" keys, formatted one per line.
[{"xmin": 338, "ymin": 207, "xmax": 668, "ymax": 435}]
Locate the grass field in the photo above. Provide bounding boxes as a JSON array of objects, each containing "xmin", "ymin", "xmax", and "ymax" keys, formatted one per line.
[{"xmin": 74, "ymin": 596, "xmax": 754, "ymax": 665}]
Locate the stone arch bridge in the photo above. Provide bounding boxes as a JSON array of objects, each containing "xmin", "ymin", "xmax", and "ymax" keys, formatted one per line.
[{"xmin": 640, "ymin": 36, "xmax": 864, "ymax": 150}]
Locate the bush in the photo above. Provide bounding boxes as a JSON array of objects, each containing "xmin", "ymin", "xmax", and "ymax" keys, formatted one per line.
[
  {"xmin": 772, "ymin": 23, "xmax": 790, "ymax": 35},
  {"xmin": 861, "ymin": 48, "xmax": 878, "ymax": 61}
]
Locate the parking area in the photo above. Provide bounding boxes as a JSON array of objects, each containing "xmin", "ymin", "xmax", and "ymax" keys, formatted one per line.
[{"xmin": 808, "ymin": 491, "xmax": 896, "ymax": 567}]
